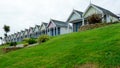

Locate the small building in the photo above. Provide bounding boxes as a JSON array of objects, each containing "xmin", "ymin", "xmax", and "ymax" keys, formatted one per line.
[
  {"xmin": 67, "ymin": 10, "xmax": 83, "ymax": 32},
  {"xmin": 40, "ymin": 22, "xmax": 48, "ymax": 35},
  {"xmin": 16, "ymin": 32, "xmax": 21, "ymax": 42},
  {"xmin": 8, "ymin": 35, "xmax": 12, "ymax": 42},
  {"xmin": 11, "ymin": 34, "xmax": 14, "ymax": 42},
  {"xmin": 33, "ymin": 25, "xmax": 41, "ymax": 38},
  {"xmin": 28, "ymin": 27, "xmax": 34, "ymax": 38},
  {"xmin": 13, "ymin": 33, "xmax": 17, "ymax": 42},
  {"xmin": 47, "ymin": 19, "xmax": 72, "ymax": 36},
  {"xmin": 83, "ymin": 4, "xmax": 119, "ymax": 25},
  {"xmin": 20, "ymin": 30, "xmax": 25, "ymax": 41},
  {"xmin": 24, "ymin": 29, "xmax": 29, "ymax": 38}
]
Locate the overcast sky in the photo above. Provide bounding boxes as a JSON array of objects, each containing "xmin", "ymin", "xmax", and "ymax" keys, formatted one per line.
[{"xmin": 0, "ymin": 0, "xmax": 120, "ymax": 44}]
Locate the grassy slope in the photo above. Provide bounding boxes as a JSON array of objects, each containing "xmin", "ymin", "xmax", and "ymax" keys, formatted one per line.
[
  {"xmin": 0, "ymin": 45, "xmax": 8, "ymax": 55},
  {"xmin": 0, "ymin": 23, "xmax": 120, "ymax": 68}
]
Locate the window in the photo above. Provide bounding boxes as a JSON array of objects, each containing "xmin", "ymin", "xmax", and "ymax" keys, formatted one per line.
[
  {"xmin": 104, "ymin": 15, "xmax": 107, "ymax": 22},
  {"xmin": 48, "ymin": 29, "xmax": 49, "ymax": 32},
  {"xmin": 73, "ymin": 22, "xmax": 82, "ymax": 32},
  {"xmin": 51, "ymin": 28, "xmax": 54, "ymax": 36},
  {"xmin": 58, "ymin": 27, "xmax": 60, "ymax": 35},
  {"xmin": 55, "ymin": 28, "xmax": 56, "ymax": 35}
]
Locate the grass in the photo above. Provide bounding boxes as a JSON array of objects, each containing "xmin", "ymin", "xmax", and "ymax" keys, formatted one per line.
[
  {"xmin": 0, "ymin": 23, "xmax": 120, "ymax": 68},
  {"xmin": 0, "ymin": 44, "xmax": 9, "ymax": 55}
]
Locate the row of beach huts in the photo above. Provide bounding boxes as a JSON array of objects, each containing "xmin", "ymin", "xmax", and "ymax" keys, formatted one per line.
[{"xmin": 4, "ymin": 4, "xmax": 120, "ymax": 43}]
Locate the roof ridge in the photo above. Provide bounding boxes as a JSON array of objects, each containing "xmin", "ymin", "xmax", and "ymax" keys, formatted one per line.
[
  {"xmin": 74, "ymin": 9, "xmax": 83, "ymax": 13},
  {"xmin": 52, "ymin": 19, "xmax": 67, "ymax": 24}
]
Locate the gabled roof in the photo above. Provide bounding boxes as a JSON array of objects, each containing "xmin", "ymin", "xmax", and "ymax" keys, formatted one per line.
[
  {"xmin": 40, "ymin": 22, "xmax": 48, "ymax": 30},
  {"xmin": 49, "ymin": 19, "xmax": 72, "ymax": 28},
  {"xmin": 84, "ymin": 4, "xmax": 119, "ymax": 18},
  {"xmin": 24, "ymin": 29, "xmax": 29, "ymax": 34},
  {"xmin": 42, "ymin": 22, "xmax": 48, "ymax": 27},
  {"xmin": 21, "ymin": 30, "xmax": 25, "ymax": 33},
  {"xmin": 14, "ymin": 33, "xmax": 17, "ymax": 37},
  {"xmin": 35, "ymin": 25, "xmax": 40, "ymax": 28},
  {"xmin": 51, "ymin": 19, "xmax": 68, "ymax": 27},
  {"xmin": 92, "ymin": 4, "xmax": 119, "ymax": 18},
  {"xmin": 29, "ymin": 27, "xmax": 34, "ymax": 29},
  {"xmin": 25, "ymin": 29, "xmax": 28, "ymax": 31},
  {"xmin": 29, "ymin": 27, "xmax": 34, "ymax": 32},
  {"xmin": 74, "ymin": 10, "xmax": 83, "ymax": 15},
  {"xmin": 67, "ymin": 9, "xmax": 83, "ymax": 22},
  {"xmin": 34, "ymin": 25, "xmax": 40, "ymax": 30}
]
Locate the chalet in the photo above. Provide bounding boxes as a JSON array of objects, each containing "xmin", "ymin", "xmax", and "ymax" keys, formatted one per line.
[
  {"xmin": 47, "ymin": 19, "xmax": 72, "ymax": 36},
  {"xmin": 20, "ymin": 30, "xmax": 25, "ymax": 41},
  {"xmin": 33, "ymin": 25, "xmax": 41, "ymax": 38},
  {"xmin": 16, "ymin": 32, "xmax": 19, "ymax": 42},
  {"xmin": 4, "ymin": 36, "xmax": 9, "ymax": 43},
  {"xmin": 24, "ymin": 29, "xmax": 29, "ymax": 38},
  {"xmin": 67, "ymin": 10, "xmax": 83, "ymax": 32},
  {"xmin": 7, "ymin": 35, "xmax": 11, "ymax": 42},
  {"xmin": 28, "ymin": 27, "xmax": 34, "ymax": 38},
  {"xmin": 11, "ymin": 34, "xmax": 14, "ymax": 42},
  {"xmin": 83, "ymin": 4, "xmax": 119, "ymax": 25},
  {"xmin": 13, "ymin": 33, "xmax": 17, "ymax": 42},
  {"xmin": 40, "ymin": 22, "xmax": 48, "ymax": 35}
]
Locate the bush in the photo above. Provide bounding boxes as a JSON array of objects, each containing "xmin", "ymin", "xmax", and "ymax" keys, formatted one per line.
[
  {"xmin": 23, "ymin": 38, "xmax": 29, "ymax": 43},
  {"xmin": 87, "ymin": 14, "xmax": 102, "ymax": 24},
  {"xmin": 79, "ymin": 23, "xmax": 111, "ymax": 32},
  {"xmin": 28, "ymin": 38, "xmax": 37, "ymax": 44},
  {"xmin": 23, "ymin": 43, "xmax": 29, "ymax": 47},
  {"xmin": 37, "ymin": 35, "xmax": 50, "ymax": 44},
  {"xmin": 9, "ymin": 42, "xmax": 17, "ymax": 46},
  {"xmin": 23, "ymin": 38, "xmax": 37, "ymax": 44}
]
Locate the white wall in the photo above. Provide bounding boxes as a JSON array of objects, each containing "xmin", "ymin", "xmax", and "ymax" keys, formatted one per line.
[
  {"xmin": 109, "ymin": 15, "xmax": 119, "ymax": 22},
  {"xmin": 60, "ymin": 27, "xmax": 72, "ymax": 35},
  {"xmin": 47, "ymin": 30, "xmax": 50, "ymax": 36},
  {"xmin": 68, "ymin": 13, "xmax": 81, "ymax": 22},
  {"xmin": 103, "ymin": 15, "xmax": 119, "ymax": 23},
  {"xmin": 84, "ymin": 6, "xmax": 102, "ymax": 18},
  {"xmin": 41, "ymin": 25, "xmax": 46, "ymax": 31}
]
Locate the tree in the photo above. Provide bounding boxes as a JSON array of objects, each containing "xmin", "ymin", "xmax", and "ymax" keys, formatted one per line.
[
  {"xmin": 3, "ymin": 25, "xmax": 10, "ymax": 37},
  {"xmin": 3, "ymin": 25, "xmax": 10, "ymax": 43},
  {"xmin": 87, "ymin": 14, "xmax": 102, "ymax": 24},
  {"xmin": 0, "ymin": 37, "xmax": 3, "ymax": 45}
]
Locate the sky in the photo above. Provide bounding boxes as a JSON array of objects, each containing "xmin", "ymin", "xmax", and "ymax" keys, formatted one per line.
[{"xmin": 0, "ymin": 0, "xmax": 120, "ymax": 44}]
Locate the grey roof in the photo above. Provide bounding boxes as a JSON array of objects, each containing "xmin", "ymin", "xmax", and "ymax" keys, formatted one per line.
[
  {"xmin": 92, "ymin": 4, "xmax": 119, "ymax": 18},
  {"xmin": 25, "ymin": 29, "xmax": 28, "ymax": 30},
  {"xmin": 30, "ymin": 27, "xmax": 34, "ymax": 29},
  {"xmin": 51, "ymin": 19, "xmax": 72, "ymax": 28},
  {"xmin": 67, "ymin": 9, "xmax": 83, "ymax": 22},
  {"xmin": 21, "ymin": 30, "xmax": 24, "ymax": 32},
  {"xmin": 42, "ymin": 22, "xmax": 48, "ymax": 27},
  {"xmin": 74, "ymin": 10, "xmax": 83, "ymax": 16},
  {"xmin": 35, "ymin": 25, "xmax": 40, "ymax": 28}
]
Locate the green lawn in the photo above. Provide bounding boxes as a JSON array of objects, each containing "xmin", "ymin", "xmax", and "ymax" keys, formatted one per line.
[
  {"xmin": 0, "ymin": 44, "xmax": 9, "ymax": 55},
  {"xmin": 0, "ymin": 23, "xmax": 120, "ymax": 68}
]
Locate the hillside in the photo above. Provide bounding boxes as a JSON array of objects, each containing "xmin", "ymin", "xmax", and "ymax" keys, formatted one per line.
[{"xmin": 0, "ymin": 23, "xmax": 120, "ymax": 68}]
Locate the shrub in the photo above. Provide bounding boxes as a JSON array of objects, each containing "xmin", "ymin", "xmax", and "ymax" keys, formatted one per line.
[
  {"xmin": 37, "ymin": 35, "xmax": 50, "ymax": 44},
  {"xmin": 23, "ymin": 43, "xmax": 29, "ymax": 47},
  {"xmin": 23, "ymin": 38, "xmax": 29, "ymax": 43},
  {"xmin": 79, "ymin": 23, "xmax": 111, "ymax": 32},
  {"xmin": 9, "ymin": 42, "xmax": 17, "ymax": 46},
  {"xmin": 28, "ymin": 38, "xmax": 37, "ymax": 44},
  {"xmin": 23, "ymin": 38, "xmax": 36, "ymax": 44},
  {"xmin": 87, "ymin": 14, "xmax": 102, "ymax": 24}
]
